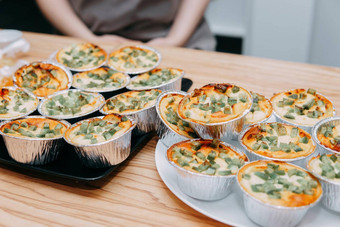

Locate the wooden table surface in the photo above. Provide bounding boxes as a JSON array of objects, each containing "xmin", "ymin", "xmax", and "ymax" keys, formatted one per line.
[{"xmin": 1, "ymin": 31, "xmax": 340, "ymax": 226}]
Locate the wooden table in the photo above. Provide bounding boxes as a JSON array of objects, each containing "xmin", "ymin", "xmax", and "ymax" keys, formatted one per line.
[{"xmin": 1, "ymin": 31, "xmax": 340, "ymax": 226}]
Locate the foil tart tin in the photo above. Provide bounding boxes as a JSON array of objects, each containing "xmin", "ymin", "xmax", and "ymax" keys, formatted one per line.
[
  {"xmin": 63, "ymin": 115, "xmax": 136, "ymax": 168},
  {"xmin": 167, "ymin": 139, "xmax": 248, "ymax": 201},
  {"xmin": 107, "ymin": 45, "xmax": 162, "ymax": 75},
  {"xmin": 312, "ymin": 116, "xmax": 340, "ymax": 155},
  {"xmin": 155, "ymin": 91, "xmax": 198, "ymax": 148},
  {"xmin": 177, "ymin": 88, "xmax": 253, "ymax": 141},
  {"xmin": 271, "ymin": 92, "xmax": 336, "ymax": 134},
  {"xmin": 238, "ymin": 124, "xmax": 317, "ymax": 167},
  {"xmin": 49, "ymin": 49, "xmax": 107, "ymax": 72},
  {"xmin": 237, "ymin": 161, "xmax": 322, "ymax": 227},
  {"xmin": 0, "ymin": 86, "xmax": 40, "ymax": 122},
  {"xmin": 71, "ymin": 66, "xmax": 131, "ymax": 93},
  {"xmin": 307, "ymin": 156, "xmax": 340, "ymax": 212},
  {"xmin": 0, "ymin": 116, "xmax": 71, "ymax": 165},
  {"xmin": 38, "ymin": 89, "xmax": 105, "ymax": 123},
  {"xmin": 13, "ymin": 60, "xmax": 73, "ymax": 99},
  {"xmin": 100, "ymin": 96, "xmax": 160, "ymax": 136},
  {"xmin": 126, "ymin": 69, "xmax": 184, "ymax": 92}
]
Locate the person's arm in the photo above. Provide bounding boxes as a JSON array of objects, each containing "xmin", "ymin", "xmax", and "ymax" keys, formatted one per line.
[
  {"xmin": 147, "ymin": 0, "xmax": 210, "ymax": 47},
  {"xmin": 35, "ymin": 0, "xmax": 137, "ymax": 43}
]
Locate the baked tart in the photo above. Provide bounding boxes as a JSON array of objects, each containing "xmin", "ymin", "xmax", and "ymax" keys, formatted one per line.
[
  {"xmin": 0, "ymin": 87, "xmax": 39, "ymax": 120},
  {"xmin": 241, "ymin": 123, "xmax": 315, "ymax": 160},
  {"xmin": 178, "ymin": 83, "xmax": 252, "ymax": 124},
  {"xmin": 127, "ymin": 68, "xmax": 183, "ymax": 89},
  {"xmin": 271, "ymin": 88, "xmax": 334, "ymax": 126},
  {"xmin": 158, "ymin": 92, "xmax": 198, "ymax": 139},
  {"xmin": 72, "ymin": 67, "xmax": 129, "ymax": 92},
  {"xmin": 64, "ymin": 114, "xmax": 133, "ymax": 145},
  {"xmin": 167, "ymin": 139, "xmax": 248, "ymax": 176},
  {"xmin": 108, "ymin": 46, "xmax": 160, "ymax": 73},
  {"xmin": 245, "ymin": 92, "xmax": 272, "ymax": 125},
  {"xmin": 14, "ymin": 62, "xmax": 71, "ymax": 98},
  {"xmin": 1, "ymin": 117, "xmax": 68, "ymax": 139},
  {"xmin": 101, "ymin": 89, "xmax": 161, "ymax": 114},
  {"xmin": 39, "ymin": 90, "xmax": 104, "ymax": 119},
  {"xmin": 56, "ymin": 43, "xmax": 107, "ymax": 70},
  {"xmin": 238, "ymin": 160, "xmax": 322, "ymax": 207},
  {"xmin": 308, "ymin": 154, "xmax": 340, "ymax": 183},
  {"xmin": 316, "ymin": 123, "xmax": 340, "ymax": 153}
]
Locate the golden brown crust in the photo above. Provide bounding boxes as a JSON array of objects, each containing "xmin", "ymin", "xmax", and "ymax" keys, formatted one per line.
[
  {"xmin": 14, "ymin": 62, "xmax": 69, "ymax": 98},
  {"xmin": 238, "ymin": 160, "xmax": 322, "ymax": 207},
  {"xmin": 241, "ymin": 123, "xmax": 315, "ymax": 159},
  {"xmin": 270, "ymin": 88, "xmax": 334, "ymax": 126},
  {"xmin": 56, "ymin": 43, "xmax": 107, "ymax": 70},
  {"xmin": 178, "ymin": 83, "xmax": 252, "ymax": 124}
]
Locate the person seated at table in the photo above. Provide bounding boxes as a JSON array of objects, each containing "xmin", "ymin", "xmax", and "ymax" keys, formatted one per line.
[{"xmin": 35, "ymin": 0, "xmax": 216, "ymax": 51}]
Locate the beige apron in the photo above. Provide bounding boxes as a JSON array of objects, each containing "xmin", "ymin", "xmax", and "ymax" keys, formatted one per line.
[{"xmin": 69, "ymin": 0, "xmax": 216, "ymax": 50}]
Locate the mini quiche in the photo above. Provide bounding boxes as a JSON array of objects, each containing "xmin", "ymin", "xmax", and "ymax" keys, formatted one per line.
[
  {"xmin": 308, "ymin": 154, "xmax": 340, "ymax": 183},
  {"xmin": 1, "ymin": 117, "xmax": 68, "ymax": 139},
  {"xmin": 14, "ymin": 62, "xmax": 70, "ymax": 98},
  {"xmin": 167, "ymin": 139, "xmax": 248, "ymax": 176},
  {"xmin": 178, "ymin": 83, "xmax": 252, "ymax": 124},
  {"xmin": 108, "ymin": 46, "xmax": 160, "ymax": 73},
  {"xmin": 0, "ymin": 87, "xmax": 39, "ymax": 119},
  {"xmin": 238, "ymin": 160, "xmax": 322, "ymax": 207},
  {"xmin": 316, "ymin": 123, "xmax": 340, "ymax": 153},
  {"xmin": 101, "ymin": 89, "xmax": 161, "ymax": 114},
  {"xmin": 128, "ymin": 68, "xmax": 183, "ymax": 89},
  {"xmin": 245, "ymin": 92, "xmax": 272, "ymax": 125},
  {"xmin": 72, "ymin": 67, "xmax": 129, "ymax": 92},
  {"xmin": 39, "ymin": 90, "xmax": 104, "ymax": 119},
  {"xmin": 64, "ymin": 114, "xmax": 133, "ymax": 145},
  {"xmin": 241, "ymin": 123, "xmax": 315, "ymax": 160},
  {"xmin": 56, "ymin": 43, "xmax": 107, "ymax": 70},
  {"xmin": 159, "ymin": 93, "xmax": 198, "ymax": 139},
  {"xmin": 270, "ymin": 88, "xmax": 334, "ymax": 126}
]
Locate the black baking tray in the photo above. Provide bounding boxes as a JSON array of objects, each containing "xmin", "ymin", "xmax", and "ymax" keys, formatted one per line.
[{"xmin": 0, "ymin": 78, "xmax": 192, "ymax": 182}]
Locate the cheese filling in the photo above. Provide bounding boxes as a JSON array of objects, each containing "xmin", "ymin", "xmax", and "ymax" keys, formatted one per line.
[
  {"xmin": 103, "ymin": 89, "xmax": 161, "ymax": 114},
  {"xmin": 169, "ymin": 139, "xmax": 247, "ymax": 176},
  {"xmin": 245, "ymin": 92, "xmax": 272, "ymax": 124},
  {"xmin": 0, "ymin": 88, "xmax": 38, "ymax": 119},
  {"xmin": 130, "ymin": 68, "xmax": 182, "ymax": 88},
  {"xmin": 309, "ymin": 154, "xmax": 340, "ymax": 183},
  {"xmin": 317, "ymin": 124, "xmax": 340, "ymax": 152}
]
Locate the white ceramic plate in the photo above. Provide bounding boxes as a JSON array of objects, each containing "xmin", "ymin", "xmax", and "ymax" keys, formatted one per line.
[{"xmin": 155, "ymin": 140, "xmax": 340, "ymax": 226}]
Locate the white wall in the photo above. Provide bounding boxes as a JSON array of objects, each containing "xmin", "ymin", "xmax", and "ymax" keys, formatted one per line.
[{"xmin": 309, "ymin": 0, "xmax": 340, "ymax": 67}]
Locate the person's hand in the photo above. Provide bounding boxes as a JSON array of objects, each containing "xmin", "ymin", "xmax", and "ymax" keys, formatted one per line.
[
  {"xmin": 89, "ymin": 34, "xmax": 141, "ymax": 44},
  {"xmin": 147, "ymin": 37, "xmax": 183, "ymax": 47}
]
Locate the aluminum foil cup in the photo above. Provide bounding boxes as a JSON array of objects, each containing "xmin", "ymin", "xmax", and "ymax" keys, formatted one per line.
[
  {"xmin": 13, "ymin": 61, "xmax": 73, "ymax": 99},
  {"xmin": 167, "ymin": 139, "xmax": 248, "ymax": 201},
  {"xmin": 107, "ymin": 45, "xmax": 162, "ymax": 75},
  {"xmin": 312, "ymin": 117, "xmax": 340, "ymax": 155},
  {"xmin": 238, "ymin": 124, "xmax": 316, "ymax": 167},
  {"xmin": 71, "ymin": 66, "xmax": 131, "ymax": 94},
  {"xmin": 237, "ymin": 161, "xmax": 322, "ymax": 227},
  {"xmin": 0, "ymin": 116, "xmax": 70, "ymax": 165},
  {"xmin": 100, "ymin": 100, "xmax": 160, "ymax": 136},
  {"xmin": 307, "ymin": 155, "xmax": 340, "ymax": 212},
  {"xmin": 271, "ymin": 92, "xmax": 336, "ymax": 134},
  {"xmin": 0, "ymin": 87, "xmax": 40, "ymax": 122},
  {"xmin": 38, "ymin": 89, "xmax": 105, "ymax": 124},
  {"xmin": 49, "ymin": 49, "xmax": 107, "ymax": 72},
  {"xmin": 126, "ymin": 69, "xmax": 184, "ymax": 92},
  {"xmin": 155, "ymin": 91, "xmax": 198, "ymax": 147},
  {"xmin": 64, "ymin": 115, "xmax": 136, "ymax": 168},
  {"xmin": 177, "ymin": 98, "xmax": 252, "ymax": 142}
]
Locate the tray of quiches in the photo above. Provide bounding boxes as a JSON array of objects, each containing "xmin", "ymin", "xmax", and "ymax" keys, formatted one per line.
[
  {"xmin": 154, "ymin": 84, "xmax": 340, "ymax": 226},
  {"xmin": 0, "ymin": 43, "xmax": 193, "ymax": 181}
]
